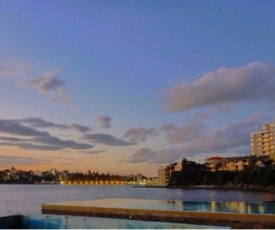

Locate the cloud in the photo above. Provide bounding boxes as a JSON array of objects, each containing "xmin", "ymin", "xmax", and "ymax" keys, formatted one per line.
[
  {"xmin": 124, "ymin": 148, "xmax": 182, "ymax": 164},
  {"xmin": 163, "ymin": 62, "xmax": 275, "ymax": 112},
  {"xmin": 166, "ymin": 121, "xmax": 204, "ymax": 144},
  {"xmin": 97, "ymin": 116, "xmax": 112, "ymax": 129},
  {"xmin": 123, "ymin": 127, "xmax": 158, "ymax": 142},
  {"xmin": 161, "ymin": 123, "xmax": 176, "ymax": 132},
  {"xmin": 0, "ymin": 62, "xmax": 31, "ymax": 78},
  {"xmin": 0, "ymin": 136, "xmax": 30, "ymax": 142},
  {"xmin": 168, "ymin": 114, "xmax": 264, "ymax": 154},
  {"xmin": 0, "ymin": 155, "xmax": 50, "ymax": 166},
  {"xmin": 0, "ymin": 118, "xmax": 93, "ymax": 151},
  {"xmin": 19, "ymin": 117, "xmax": 90, "ymax": 133},
  {"xmin": 20, "ymin": 117, "xmax": 67, "ymax": 129},
  {"xmin": 80, "ymin": 150, "xmax": 106, "ymax": 154},
  {"xmin": 0, "ymin": 135, "xmax": 94, "ymax": 151},
  {"xmin": 32, "ymin": 135, "xmax": 93, "ymax": 151},
  {"xmin": 0, "ymin": 120, "xmax": 48, "ymax": 137},
  {"xmin": 68, "ymin": 124, "xmax": 90, "ymax": 133},
  {"xmin": 18, "ymin": 68, "xmax": 69, "ymax": 105},
  {"xmin": 84, "ymin": 133, "xmax": 135, "ymax": 146},
  {"xmin": 125, "ymin": 114, "xmax": 265, "ymax": 164},
  {"xmin": 125, "ymin": 148, "xmax": 158, "ymax": 163},
  {"xmin": 20, "ymin": 69, "xmax": 63, "ymax": 92}
]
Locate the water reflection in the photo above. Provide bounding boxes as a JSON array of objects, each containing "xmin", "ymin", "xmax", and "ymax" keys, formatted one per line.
[
  {"xmin": 93, "ymin": 199, "xmax": 275, "ymax": 214},
  {"xmin": 181, "ymin": 201, "xmax": 275, "ymax": 214}
]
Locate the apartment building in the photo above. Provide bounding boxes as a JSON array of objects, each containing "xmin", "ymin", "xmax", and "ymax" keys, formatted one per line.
[
  {"xmin": 157, "ymin": 161, "xmax": 182, "ymax": 185},
  {"xmin": 250, "ymin": 123, "xmax": 275, "ymax": 157},
  {"xmin": 157, "ymin": 166, "xmax": 167, "ymax": 185},
  {"xmin": 206, "ymin": 156, "xmax": 249, "ymax": 171}
]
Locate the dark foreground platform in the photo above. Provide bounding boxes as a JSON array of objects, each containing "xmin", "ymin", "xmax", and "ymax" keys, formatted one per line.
[
  {"xmin": 42, "ymin": 199, "xmax": 275, "ymax": 229},
  {"xmin": 0, "ymin": 214, "xmax": 225, "ymax": 229}
]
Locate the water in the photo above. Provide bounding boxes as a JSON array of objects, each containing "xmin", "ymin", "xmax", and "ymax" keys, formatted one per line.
[{"xmin": 0, "ymin": 184, "xmax": 274, "ymax": 217}]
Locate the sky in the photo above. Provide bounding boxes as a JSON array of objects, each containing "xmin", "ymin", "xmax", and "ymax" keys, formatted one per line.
[{"xmin": 0, "ymin": 0, "xmax": 275, "ymax": 177}]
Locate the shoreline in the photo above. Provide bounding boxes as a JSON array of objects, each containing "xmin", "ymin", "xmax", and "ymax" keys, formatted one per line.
[{"xmin": 144, "ymin": 184, "xmax": 275, "ymax": 194}]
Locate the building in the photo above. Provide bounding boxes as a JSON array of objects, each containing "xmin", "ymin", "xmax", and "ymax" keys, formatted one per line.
[
  {"xmin": 205, "ymin": 157, "xmax": 223, "ymax": 171},
  {"xmin": 158, "ymin": 162, "xmax": 180, "ymax": 185},
  {"xmin": 220, "ymin": 156, "xmax": 251, "ymax": 171},
  {"xmin": 250, "ymin": 123, "xmax": 275, "ymax": 157},
  {"xmin": 206, "ymin": 155, "xmax": 272, "ymax": 171},
  {"xmin": 158, "ymin": 166, "xmax": 167, "ymax": 185}
]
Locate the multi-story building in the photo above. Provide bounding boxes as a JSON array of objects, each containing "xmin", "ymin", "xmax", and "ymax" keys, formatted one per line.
[
  {"xmin": 158, "ymin": 162, "xmax": 180, "ymax": 185},
  {"xmin": 206, "ymin": 155, "xmax": 272, "ymax": 171},
  {"xmin": 250, "ymin": 123, "xmax": 275, "ymax": 157},
  {"xmin": 205, "ymin": 157, "xmax": 223, "ymax": 171},
  {"xmin": 158, "ymin": 166, "xmax": 167, "ymax": 185},
  {"xmin": 206, "ymin": 156, "xmax": 250, "ymax": 171}
]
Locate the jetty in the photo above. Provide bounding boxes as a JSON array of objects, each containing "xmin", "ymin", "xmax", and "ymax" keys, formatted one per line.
[{"xmin": 41, "ymin": 199, "xmax": 275, "ymax": 229}]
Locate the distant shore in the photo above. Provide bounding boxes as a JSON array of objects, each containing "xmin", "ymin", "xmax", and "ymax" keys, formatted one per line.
[{"xmin": 144, "ymin": 184, "xmax": 275, "ymax": 194}]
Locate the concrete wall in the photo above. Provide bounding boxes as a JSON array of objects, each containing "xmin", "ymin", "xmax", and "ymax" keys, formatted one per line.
[{"xmin": 0, "ymin": 214, "xmax": 222, "ymax": 229}]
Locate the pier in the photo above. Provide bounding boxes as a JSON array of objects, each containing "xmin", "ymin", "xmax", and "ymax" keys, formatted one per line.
[{"xmin": 42, "ymin": 199, "xmax": 275, "ymax": 229}]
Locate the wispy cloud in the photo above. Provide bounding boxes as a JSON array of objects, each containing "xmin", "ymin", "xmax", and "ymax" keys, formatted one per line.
[
  {"xmin": 124, "ymin": 148, "xmax": 158, "ymax": 163},
  {"xmin": 123, "ymin": 147, "xmax": 182, "ymax": 164},
  {"xmin": 0, "ymin": 62, "xmax": 31, "ymax": 78},
  {"xmin": 67, "ymin": 124, "xmax": 91, "ymax": 133},
  {"xmin": 0, "ymin": 118, "xmax": 93, "ymax": 151},
  {"xmin": 125, "ymin": 114, "xmax": 265, "ymax": 164},
  {"xmin": 19, "ymin": 117, "xmax": 90, "ymax": 133},
  {"xmin": 123, "ymin": 127, "xmax": 158, "ymax": 142},
  {"xmin": 80, "ymin": 150, "xmax": 106, "ymax": 154},
  {"xmin": 164, "ymin": 114, "xmax": 264, "ymax": 154},
  {"xmin": 20, "ymin": 117, "xmax": 67, "ymax": 129},
  {"xmin": 32, "ymin": 135, "xmax": 93, "ymax": 151},
  {"xmin": 161, "ymin": 123, "xmax": 176, "ymax": 132},
  {"xmin": 0, "ymin": 155, "xmax": 50, "ymax": 166},
  {"xmin": 18, "ymin": 68, "xmax": 69, "ymax": 105},
  {"xmin": 0, "ymin": 120, "xmax": 48, "ymax": 137},
  {"xmin": 165, "ymin": 121, "xmax": 205, "ymax": 144},
  {"xmin": 84, "ymin": 133, "xmax": 135, "ymax": 146},
  {"xmin": 163, "ymin": 62, "xmax": 275, "ymax": 112},
  {"xmin": 97, "ymin": 116, "xmax": 112, "ymax": 129}
]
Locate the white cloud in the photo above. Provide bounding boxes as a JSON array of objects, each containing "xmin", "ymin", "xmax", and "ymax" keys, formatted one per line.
[{"xmin": 163, "ymin": 62, "xmax": 275, "ymax": 112}]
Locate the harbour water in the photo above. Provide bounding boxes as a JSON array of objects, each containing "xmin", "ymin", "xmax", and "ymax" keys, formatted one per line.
[{"xmin": 0, "ymin": 184, "xmax": 275, "ymax": 217}]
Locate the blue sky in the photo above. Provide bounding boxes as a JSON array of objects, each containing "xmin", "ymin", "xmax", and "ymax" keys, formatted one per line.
[{"xmin": 0, "ymin": 0, "xmax": 275, "ymax": 176}]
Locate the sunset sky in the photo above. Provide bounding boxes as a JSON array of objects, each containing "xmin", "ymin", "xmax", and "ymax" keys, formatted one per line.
[{"xmin": 0, "ymin": 0, "xmax": 275, "ymax": 176}]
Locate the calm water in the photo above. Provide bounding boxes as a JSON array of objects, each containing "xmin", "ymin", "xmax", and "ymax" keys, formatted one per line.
[{"xmin": 0, "ymin": 184, "xmax": 274, "ymax": 217}]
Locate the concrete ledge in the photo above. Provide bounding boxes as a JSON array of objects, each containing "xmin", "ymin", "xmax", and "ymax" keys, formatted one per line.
[{"xmin": 41, "ymin": 199, "xmax": 275, "ymax": 229}]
